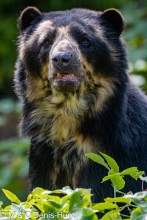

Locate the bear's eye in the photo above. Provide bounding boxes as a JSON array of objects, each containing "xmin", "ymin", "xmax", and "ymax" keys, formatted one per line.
[
  {"xmin": 42, "ymin": 39, "xmax": 51, "ymax": 47},
  {"xmin": 81, "ymin": 38, "xmax": 91, "ymax": 47}
]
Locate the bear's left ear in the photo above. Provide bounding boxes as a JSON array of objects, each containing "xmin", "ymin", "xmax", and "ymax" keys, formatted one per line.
[
  {"xmin": 18, "ymin": 6, "xmax": 42, "ymax": 32},
  {"xmin": 100, "ymin": 8, "xmax": 125, "ymax": 36}
]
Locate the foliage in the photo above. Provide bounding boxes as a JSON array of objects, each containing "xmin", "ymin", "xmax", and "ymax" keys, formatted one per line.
[
  {"xmin": 85, "ymin": 153, "xmax": 144, "ymax": 191},
  {"xmin": 0, "ymin": 99, "xmax": 20, "ymax": 126},
  {"xmin": 0, "ymin": 99, "xmax": 29, "ymax": 205},
  {"xmin": 121, "ymin": 0, "xmax": 147, "ymax": 91},
  {"xmin": 0, "ymin": 138, "xmax": 29, "ymax": 188},
  {"xmin": 86, "ymin": 153, "xmax": 147, "ymax": 219},
  {"xmin": 0, "ymin": 153, "xmax": 147, "ymax": 219},
  {"xmin": 0, "ymin": 138, "xmax": 29, "ymax": 205},
  {"xmin": 0, "ymin": 187, "xmax": 97, "ymax": 220}
]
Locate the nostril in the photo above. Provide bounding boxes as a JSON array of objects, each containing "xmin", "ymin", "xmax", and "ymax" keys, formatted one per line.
[
  {"xmin": 52, "ymin": 57, "xmax": 58, "ymax": 64},
  {"xmin": 52, "ymin": 52, "xmax": 72, "ymax": 67},
  {"xmin": 62, "ymin": 58, "xmax": 70, "ymax": 64}
]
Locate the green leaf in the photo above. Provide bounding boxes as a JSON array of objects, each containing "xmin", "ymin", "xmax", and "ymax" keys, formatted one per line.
[
  {"xmin": 2, "ymin": 189, "xmax": 21, "ymax": 204},
  {"xmin": 105, "ymin": 197, "xmax": 131, "ymax": 204},
  {"xmin": 93, "ymin": 202, "xmax": 118, "ymax": 212},
  {"xmin": 108, "ymin": 169, "xmax": 115, "ymax": 175},
  {"xmin": 125, "ymin": 191, "xmax": 147, "ymax": 200},
  {"xmin": 121, "ymin": 167, "xmax": 138, "ymax": 175},
  {"xmin": 85, "ymin": 153, "xmax": 110, "ymax": 170},
  {"xmin": 125, "ymin": 191, "xmax": 147, "ymax": 206},
  {"xmin": 102, "ymin": 174, "xmax": 117, "ymax": 182},
  {"xmin": 100, "ymin": 153, "xmax": 119, "ymax": 173},
  {"xmin": 61, "ymin": 194, "xmax": 71, "ymax": 204},
  {"xmin": 69, "ymin": 191, "xmax": 80, "ymax": 211},
  {"xmin": 102, "ymin": 174, "xmax": 125, "ymax": 190},
  {"xmin": 132, "ymin": 191, "xmax": 147, "ymax": 198},
  {"xmin": 102, "ymin": 210, "xmax": 122, "ymax": 220},
  {"xmin": 121, "ymin": 167, "xmax": 144, "ymax": 180},
  {"xmin": 139, "ymin": 175, "xmax": 147, "ymax": 183},
  {"xmin": 138, "ymin": 201, "xmax": 147, "ymax": 211},
  {"xmin": 3, "ymin": 205, "xmax": 11, "ymax": 217},
  {"xmin": 82, "ymin": 208, "xmax": 98, "ymax": 220},
  {"xmin": 131, "ymin": 207, "xmax": 147, "ymax": 220},
  {"xmin": 35, "ymin": 200, "xmax": 57, "ymax": 214},
  {"xmin": 69, "ymin": 189, "xmax": 91, "ymax": 211},
  {"xmin": 31, "ymin": 187, "xmax": 45, "ymax": 198}
]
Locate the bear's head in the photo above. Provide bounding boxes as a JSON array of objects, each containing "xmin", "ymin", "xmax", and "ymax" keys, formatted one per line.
[{"xmin": 17, "ymin": 7, "xmax": 127, "ymax": 98}]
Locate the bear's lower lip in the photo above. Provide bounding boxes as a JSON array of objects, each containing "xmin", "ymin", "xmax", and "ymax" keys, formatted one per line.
[{"xmin": 52, "ymin": 73, "xmax": 80, "ymax": 93}]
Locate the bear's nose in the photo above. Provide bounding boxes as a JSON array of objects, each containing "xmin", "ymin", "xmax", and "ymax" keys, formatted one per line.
[{"xmin": 52, "ymin": 51, "xmax": 72, "ymax": 68}]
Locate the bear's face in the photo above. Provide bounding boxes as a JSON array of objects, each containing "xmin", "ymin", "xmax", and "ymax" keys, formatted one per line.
[{"xmin": 17, "ymin": 7, "xmax": 126, "ymax": 99}]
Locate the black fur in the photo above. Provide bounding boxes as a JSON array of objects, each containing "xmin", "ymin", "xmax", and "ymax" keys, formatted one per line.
[{"xmin": 14, "ymin": 7, "xmax": 147, "ymax": 203}]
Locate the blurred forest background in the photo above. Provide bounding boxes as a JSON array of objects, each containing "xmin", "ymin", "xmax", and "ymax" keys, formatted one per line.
[{"xmin": 0, "ymin": 0, "xmax": 147, "ymax": 205}]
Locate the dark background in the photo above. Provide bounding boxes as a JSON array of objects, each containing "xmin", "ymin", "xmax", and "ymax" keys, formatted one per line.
[{"xmin": 0, "ymin": 0, "xmax": 147, "ymax": 204}]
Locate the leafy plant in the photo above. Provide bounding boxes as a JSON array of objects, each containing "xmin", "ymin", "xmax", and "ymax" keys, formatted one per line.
[
  {"xmin": 0, "ymin": 187, "xmax": 97, "ymax": 220},
  {"xmin": 85, "ymin": 153, "xmax": 144, "ymax": 194},
  {"xmin": 0, "ymin": 153, "xmax": 147, "ymax": 219},
  {"xmin": 86, "ymin": 153, "xmax": 147, "ymax": 219}
]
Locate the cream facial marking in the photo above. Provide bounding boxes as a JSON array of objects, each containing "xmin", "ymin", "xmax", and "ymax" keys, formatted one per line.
[{"xmin": 19, "ymin": 20, "xmax": 53, "ymax": 60}]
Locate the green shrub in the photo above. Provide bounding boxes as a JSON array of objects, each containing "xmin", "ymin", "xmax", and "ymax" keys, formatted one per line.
[{"xmin": 0, "ymin": 153, "xmax": 147, "ymax": 220}]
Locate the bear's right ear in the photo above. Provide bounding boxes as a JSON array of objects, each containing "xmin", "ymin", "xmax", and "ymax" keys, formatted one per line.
[{"xmin": 18, "ymin": 7, "xmax": 41, "ymax": 31}]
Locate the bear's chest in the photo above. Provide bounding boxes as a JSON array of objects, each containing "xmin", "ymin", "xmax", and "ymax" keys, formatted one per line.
[{"xmin": 51, "ymin": 141, "xmax": 90, "ymax": 189}]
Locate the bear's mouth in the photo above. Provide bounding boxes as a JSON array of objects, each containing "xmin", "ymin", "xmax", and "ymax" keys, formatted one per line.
[
  {"xmin": 55, "ymin": 72, "xmax": 77, "ymax": 79},
  {"xmin": 52, "ymin": 72, "xmax": 80, "ymax": 93}
]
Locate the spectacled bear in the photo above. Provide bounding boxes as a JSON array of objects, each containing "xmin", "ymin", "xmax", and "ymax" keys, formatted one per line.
[{"xmin": 14, "ymin": 6, "xmax": 147, "ymax": 203}]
